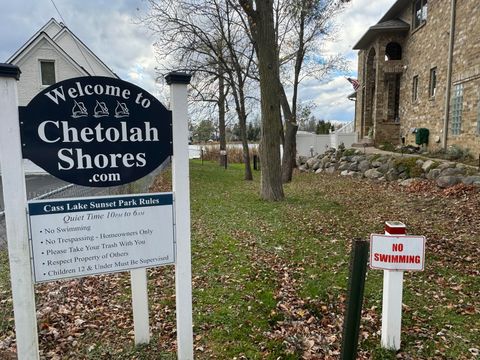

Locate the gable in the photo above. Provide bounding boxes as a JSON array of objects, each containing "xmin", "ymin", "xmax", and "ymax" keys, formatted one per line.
[
  {"xmin": 53, "ymin": 28, "xmax": 117, "ymax": 78},
  {"xmin": 13, "ymin": 35, "xmax": 88, "ymax": 106}
]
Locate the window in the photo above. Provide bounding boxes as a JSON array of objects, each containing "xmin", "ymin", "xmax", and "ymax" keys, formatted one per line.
[
  {"xmin": 412, "ymin": 75, "xmax": 419, "ymax": 102},
  {"xmin": 40, "ymin": 61, "xmax": 55, "ymax": 86},
  {"xmin": 413, "ymin": 0, "xmax": 428, "ymax": 29},
  {"xmin": 429, "ymin": 67, "xmax": 437, "ymax": 97},
  {"xmin": 451, "ymin": 84, "xmax": 463, "ymax": 135}
]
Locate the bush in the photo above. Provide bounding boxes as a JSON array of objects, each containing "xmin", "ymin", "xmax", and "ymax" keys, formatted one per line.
[
  {"xmin": 394, "ymin": 157, "xmax": 423, "ymax": 178},
  {"xmin": 379, "ymin": 142, "xmax": 396, "ymax": 152},
  {"xmin": 202, "ymin": 145, "xmax": 258, "ymax": 164},
  {"xmin": 342, "ymin": 148, "xmax": 357, "ymax": 157}
]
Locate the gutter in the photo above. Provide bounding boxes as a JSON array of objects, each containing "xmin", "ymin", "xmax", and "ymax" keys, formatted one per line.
[{"xmin": 442, "ymin": 0, "xmax": 456, "ymax": 150}]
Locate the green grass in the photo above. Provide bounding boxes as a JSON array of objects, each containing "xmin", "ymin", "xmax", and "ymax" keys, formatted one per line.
[{"xmin": 0, "ymin": 160, "xmax": 478, "ymax": 359}]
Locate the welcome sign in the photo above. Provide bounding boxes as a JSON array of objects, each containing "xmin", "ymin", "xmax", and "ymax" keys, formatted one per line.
[{"xmin": 19, "ymin": 76, "xmax": 172, "ymax": 187}]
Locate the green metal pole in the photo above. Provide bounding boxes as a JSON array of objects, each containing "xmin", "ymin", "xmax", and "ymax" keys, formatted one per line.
[{"xmin": 341, "ymin": 238, "xmax": 369, "ymax": 360}]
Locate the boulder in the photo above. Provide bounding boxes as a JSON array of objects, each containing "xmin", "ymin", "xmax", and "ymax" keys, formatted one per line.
[
  {"xmin": 325, "ymin": 167, "xmax": 336, "ymax": 174},
  {"xmin": 440, "ymin": 167, "xmax": 465, "ymax": 177},
  {"xmin": 462, "ymin": 176, "xmax": 480, "ymax": 185},
  {"xmin": 358, "ymin": 160, "xmax": 371, "ymax": 172},
  {"xmin": 351, "ymin": 155, "xmax": 366, "ymax": 163},
  {"xmin": 422, "ymin": 159, "xmax": 436, "ymax": 173},
  {"xmin": 340, "ymin": 170, "xmax": 351, "ymax": 176},
  {"xmin": 338, "ymin": 162, "xmax": 350, "ymax": 171},
  {"xmin": 296, "ymin": 155, "xmax": 308, "ymax": 166},
  {"xmin": 312, "ymin": 160, "xmax": 322, "ymax": 171},
  {"xmin": 315, "ymin": 168, "xmax": 323, "ymax": 174},
  {"xmin": 364, "ymin": 169, "xmax": 383, "ymax": 179},
  {"xmin": 437, "ymin": 162, "xmax": 455, "ymax": 171},
  {"xmin": 377, "ymin": 164, "xmax": 389, "ymax": 174},
  {"xmin": 385, "ymin": 169, "xmax": 399, "ymax": 181},
  {"xmin": 349, "ymin": 162, "xmax": 359, "ymax": 171},
  {"xmin": 436, "ymin": 176, "xmax": 461, "ymax": 188},
  {"xmin": 352, "ymin": 171, "xmax": 364, "ymax": 179},
  {"xmin": 416, "ymin": 159, "xmax": 424, "ymax": 167},
  {"xmin": 371, "ymin": 160, "xmax": 383, "ymax": 168},
  {"xmin": 400, "ymin": 178, "xmax": 420, "ymax": 187},
  {"xmin": 426, "ymin": 168, "xmax": 441, "ymax": 180},
  {"xmin": 306, "ymin": 157, "xmax": 318, "ymax": 169}
]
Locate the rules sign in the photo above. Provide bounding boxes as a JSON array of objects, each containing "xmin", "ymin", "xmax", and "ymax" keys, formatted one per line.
[{"xmin": 19, "ymin": 76, "xmax": 172, "ymax": 187}]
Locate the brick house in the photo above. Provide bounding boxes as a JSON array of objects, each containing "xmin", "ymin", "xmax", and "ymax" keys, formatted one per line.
[{"xmin": 353, "ymin": 0, "xmax": 479, "ymax": 157}]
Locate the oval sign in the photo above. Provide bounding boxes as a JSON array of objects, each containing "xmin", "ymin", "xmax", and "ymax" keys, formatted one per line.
[{"xmin": 19, "ymin": 76, "xmax": 172, "ymax": 187}]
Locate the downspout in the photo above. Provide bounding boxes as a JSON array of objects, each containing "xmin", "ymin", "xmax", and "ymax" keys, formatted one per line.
[{"xmin": 442, "ymin": 0, "xmax": 456, "ymax": 150}]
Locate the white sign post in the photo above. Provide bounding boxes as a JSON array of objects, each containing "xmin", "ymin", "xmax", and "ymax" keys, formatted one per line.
[
  {"xmin": 166, "ymin": 72, "xmax": 194, "ymax": 360},
  {"xmin": 0, "ymin": 64, "xmax": 40, "ymax": 359},
  {"xmin": 370, "ymin": 221, "xmax": 426, "ymax": 351}
]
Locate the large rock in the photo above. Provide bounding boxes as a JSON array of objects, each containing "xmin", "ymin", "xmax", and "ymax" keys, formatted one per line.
[
  {"xmin": 364, "ymin": 169, "xmax": 383, "ymax": 179},
  {"xmin": 349, "ymin": 162, "xmax": 359, "ymax": 171},
  {"xmin": 371, "ymin": 160, "xmax": 383, "ymax": 168},
  {"xmin": 462, "ymin": 176, "xmax": 480, "ymax": 185},
  {"xmin": 400, "ymin": 178, "xmax": 420, "ymax": 187},
  {"xmin": 422, "ymin": 159, "xmax": 436, "ymax": 173},
  {"xmin": 312, "ymin": 160, "xmax": 322, "ymax": 171},
  {"xmin": 358, "ymin": 160, "xmax": 371, "ymax": 172},
  {"xmin": 296, "ymin": 155, "xmax": 307, "ymax": 166},
  {"xmin": 440, "ymin": 167, "xmax": 465, "ymax": 177},
  {"xmin": 351, "ymin": 155, "xmax": 366, "ymax": 163},
  {"xmin": 352, "ymin": 171, "xmax": 364, "ymax": 179},
  {"xmin": 306, "ymin": 157, "xmax": 318, "ymax": 169},
  {"xmin": 377, "ymin": 163, "xmax": 389, "ymax": 174},
  {"xmin": 385, "ymin": 169, "xmax": 399, "ymax": 181},
  {"xmin": 426, "ymin": 168, "xmax": 441, "ymax": 180},
  {"xmin": 338, "ymin": 162, "xmax": 350, "ymax": 171},
  {"xmin": 325, "ymin": 166, "xmax": 336, "ymax": 174},
  {"xmin": 437, "ymin": 162, "xmax": 455, "ymax": 171},
  {"xmin": 436, "ymin": 176, "xmax": 461, "ymax": 188}
]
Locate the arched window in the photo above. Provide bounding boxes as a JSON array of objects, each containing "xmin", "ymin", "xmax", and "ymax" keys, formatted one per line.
[{"xmin": 385, "ymin": 42, "xmax": 402, "ymax": 60}]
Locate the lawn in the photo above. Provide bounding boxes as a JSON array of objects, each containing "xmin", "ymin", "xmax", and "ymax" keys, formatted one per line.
[{"xmin": 0, "ymin": 160, "xmax": 478, "ymax": 359}]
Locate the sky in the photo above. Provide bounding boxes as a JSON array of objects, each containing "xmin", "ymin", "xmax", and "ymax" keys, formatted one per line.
[{"xmin": 0, "ymin": 0, "xmax": 397, "ymax": 124}]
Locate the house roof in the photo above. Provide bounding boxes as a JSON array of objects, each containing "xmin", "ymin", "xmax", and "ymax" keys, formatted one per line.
[
  {"xmin": 353, "ymin": 19, "xmax": 410, "ymax": 50},
  {"xmin": 379, "ymin": 0, "xmax": 410, "ymax": 23},
  {"xmin": 9, "ymin": 31, "xmax": 90, "ymax": 76},
  {"xmin": 7, "ymin": 18, "xmax": 118, "ymax": 78},
  {"xmin": 352, "ymin": 0, "xmax": 412, "ymax": 50}
]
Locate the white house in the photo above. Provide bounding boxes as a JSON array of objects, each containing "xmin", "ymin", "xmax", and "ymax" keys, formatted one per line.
[{"xmin": 6, "ymin": 18, "xmax": 118, "ymax": 173}]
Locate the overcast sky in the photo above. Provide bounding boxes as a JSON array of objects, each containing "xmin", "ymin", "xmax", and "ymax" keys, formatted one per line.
[{"xmin": 0, "ymin": 0, "xmax": 396, "ymax": 123}]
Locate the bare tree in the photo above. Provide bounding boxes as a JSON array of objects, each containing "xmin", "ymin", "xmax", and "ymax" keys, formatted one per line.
[
  {"xmin": 144, "ymin": 0, "xmax": 256, "ymax": 180},
  {"xmin": 277, "ymin": 0, "xmax": 348, "ymax": 183}
]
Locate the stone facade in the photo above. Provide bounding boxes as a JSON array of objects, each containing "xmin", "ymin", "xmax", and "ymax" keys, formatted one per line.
[{"xmin": 354, "ymin": 0, "xmax": 480, "ymax": 157}]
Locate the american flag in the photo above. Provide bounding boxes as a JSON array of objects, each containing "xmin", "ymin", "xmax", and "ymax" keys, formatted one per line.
[{"xmin": 346, "ymin": 77, "xmax": 360, "ymax": 92}]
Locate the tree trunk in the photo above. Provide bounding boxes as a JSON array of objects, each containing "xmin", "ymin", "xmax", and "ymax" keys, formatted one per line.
[
  {"xmin": 280, "ymin": 85, "xmax": 298, "ymax": 183},
  {"xmin": 243, "ymin": 0, "xmax": 284, "ymax": 200},
  {"xmin": 218, "ymin": 68, "xmax": 227, "ymax": 167},
  {"xmin": 239, "ymin": 112, "xmax": 253, "ymax": 180}
]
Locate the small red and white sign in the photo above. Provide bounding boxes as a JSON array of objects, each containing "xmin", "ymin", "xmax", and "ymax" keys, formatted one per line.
[{"xmin": 370, "ymin": 234, "xmax": 426, "ymax": 271}]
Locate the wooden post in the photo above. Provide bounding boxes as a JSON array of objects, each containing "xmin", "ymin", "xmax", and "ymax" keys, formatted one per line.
[
  {"xmin": 381, "ymin": 221, "xmax": 406, "ymax": 350},
  {"xmin": 0, "ymin": 64, "xmax": 40, "ymax": 359},
  {"xmin": 341, "ymin": 238, "xmax": 369, "ymax": 360},
  {"xmin": 165, "ymin": 72, "xmax": 194, "ymax": 360},
  {"xmin": 131, "ymin": 268, "xmax": 150, "ymax": 344}
]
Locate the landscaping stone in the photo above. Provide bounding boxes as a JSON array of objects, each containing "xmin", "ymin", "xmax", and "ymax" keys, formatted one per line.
[
  {"xmin": 436, "ymin": 176, "xmax": 461, "ymax": 188},
  {"xmin": 364, "ymin": 169, "xmax": 383, "ymax": 179},
  {"xmin": 400, "ymin": 178, "xmax": 421, "ymax": 186},
  {"xmin": 297, "ymin": 148, "xmax": 480, "ymax": 189},
  {"xmin": 441, "ymin": 167, "xmax": 465, "ymax": 177},
  {"xmin": 422, "ymin": 159, "xmax": 436, "ymax": 173},
  {"xmin": 358, "ymin": 160, "xmax": 370, "ymax": 172},
  {"xmin": 462, "ymin": 176, "xmax": 480, "ymax": 186}
]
